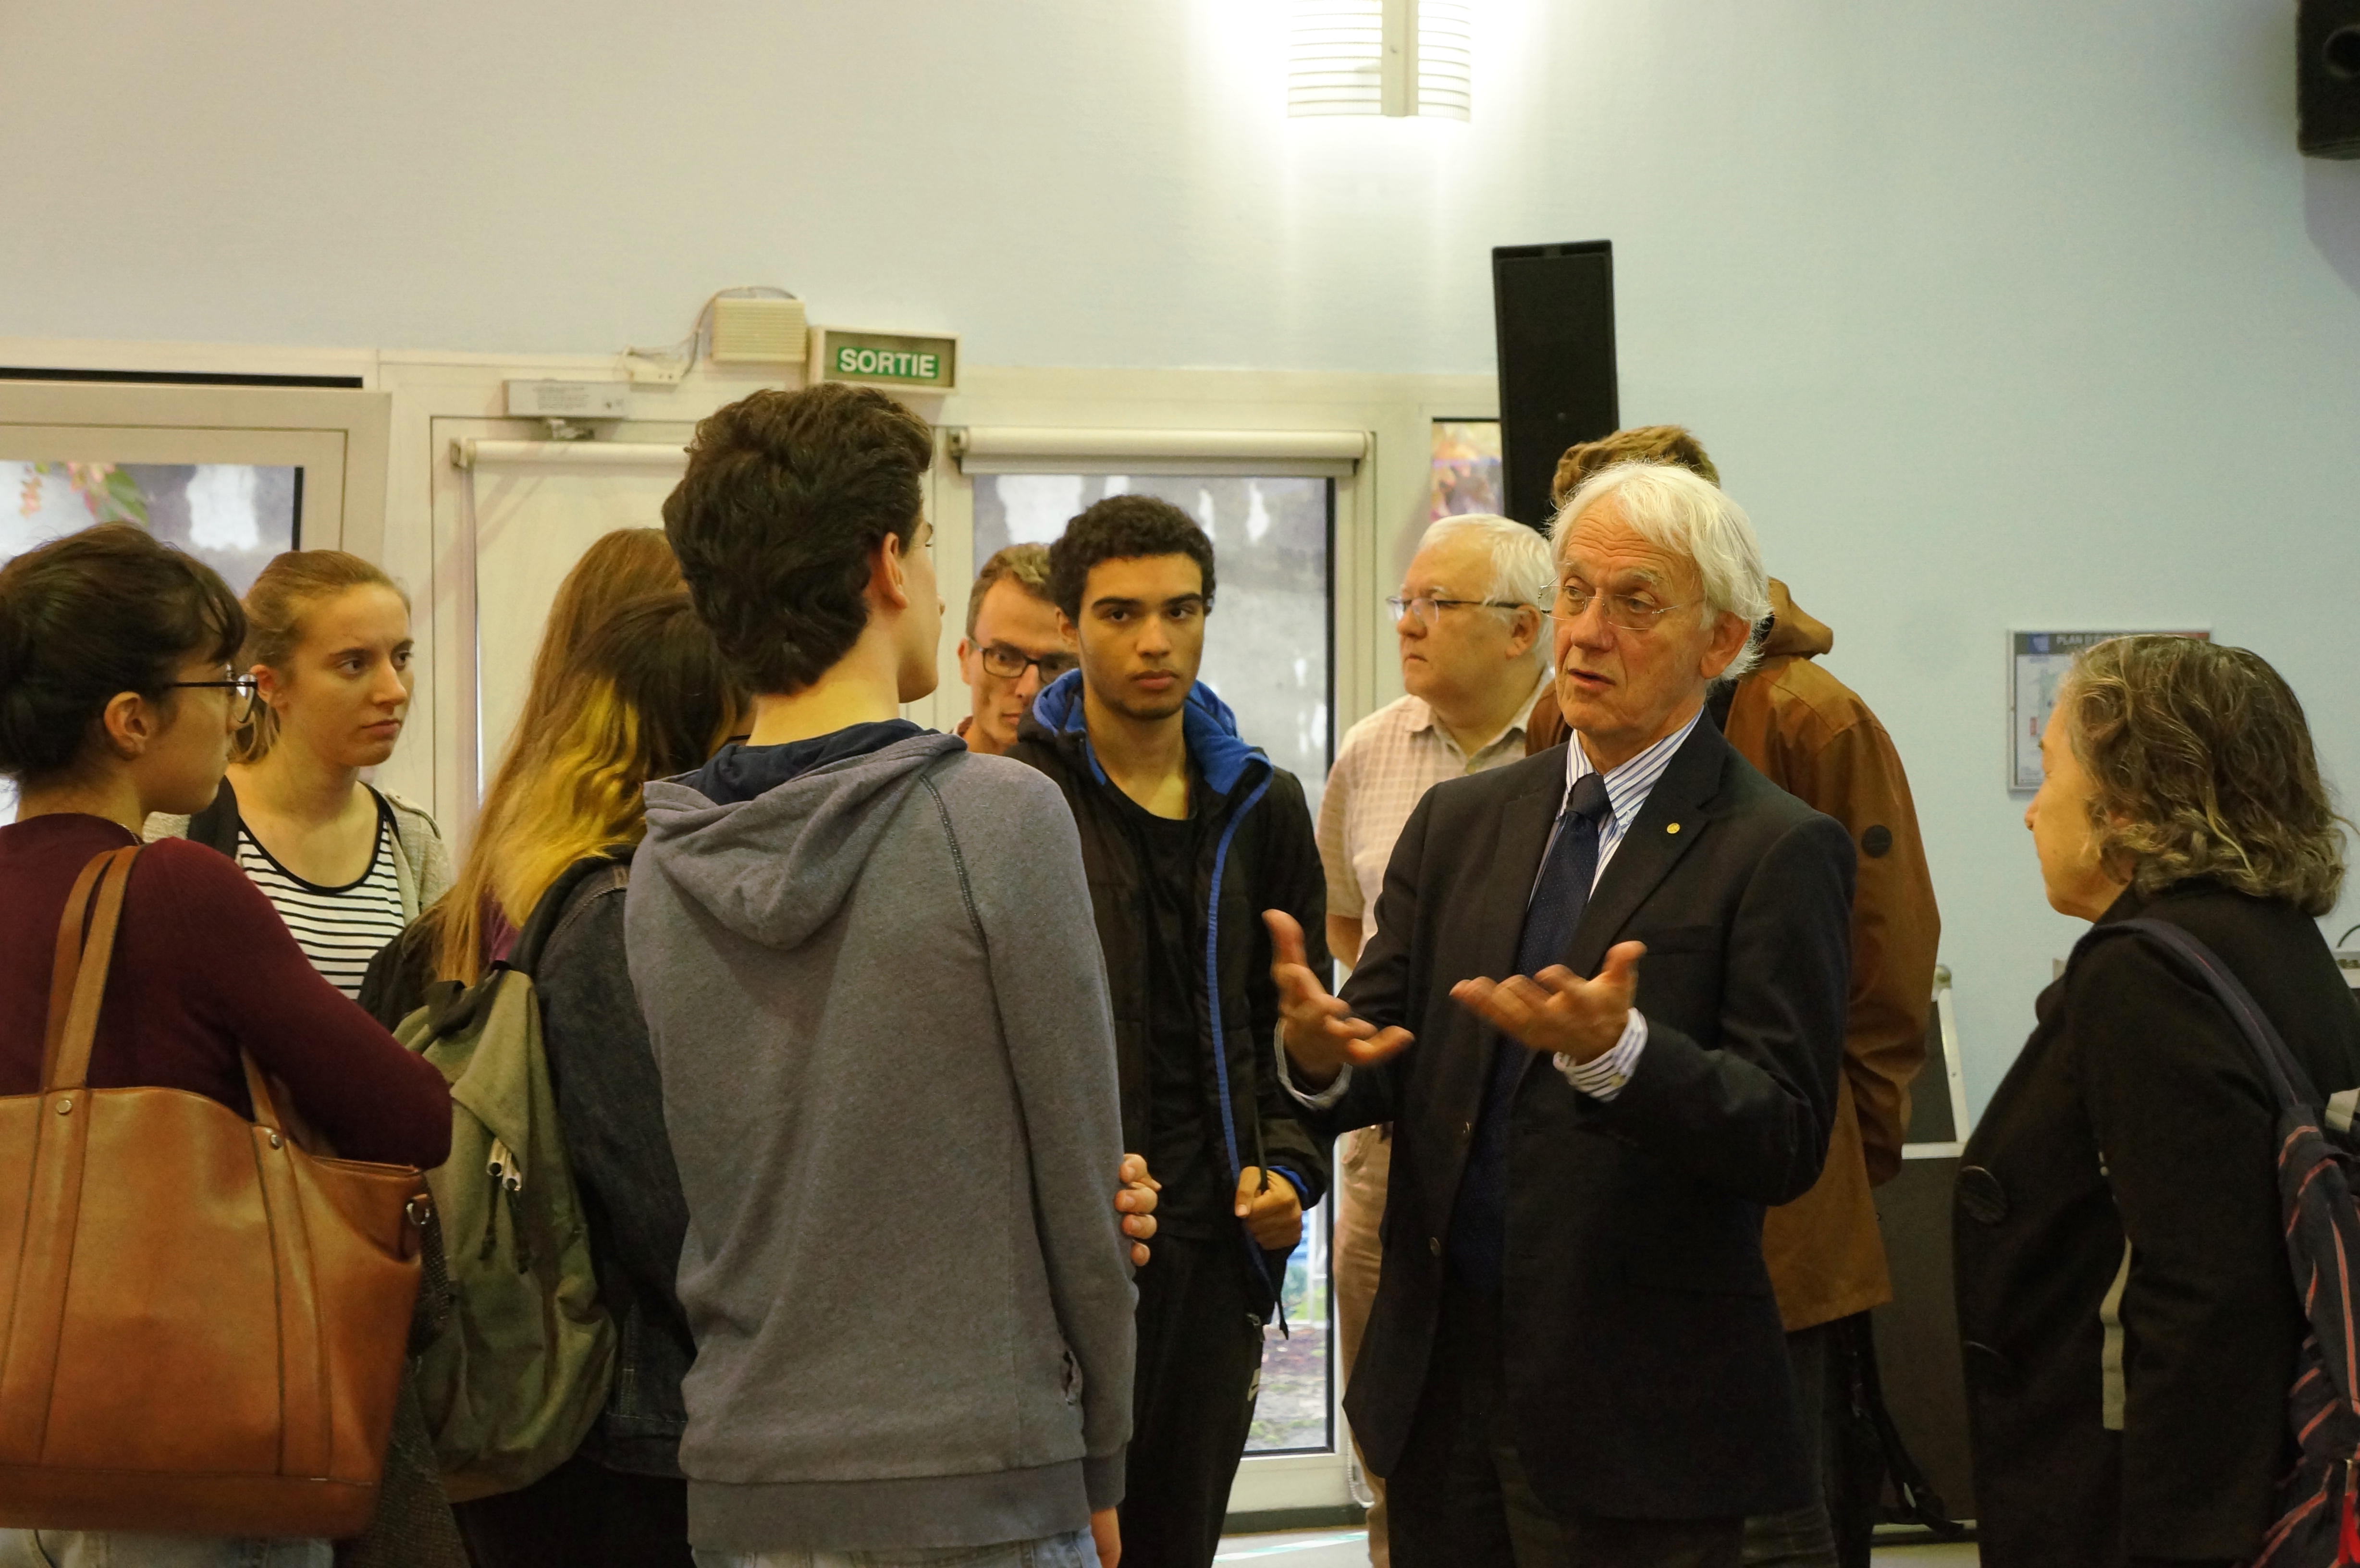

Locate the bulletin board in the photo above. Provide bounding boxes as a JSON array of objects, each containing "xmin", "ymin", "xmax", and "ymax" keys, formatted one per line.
[{"xmin": 2009, "ymin": 628, "xmax": 2209, "ymax": 790}]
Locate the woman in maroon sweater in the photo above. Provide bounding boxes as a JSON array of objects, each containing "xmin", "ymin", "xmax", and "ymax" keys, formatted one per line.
[{"xmin": 0, "ymin": 525, "xmax": 450, "ymax": 1567}]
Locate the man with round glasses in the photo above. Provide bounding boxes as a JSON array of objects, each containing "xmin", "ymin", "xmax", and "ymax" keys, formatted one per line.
[
  {"xmin": 1271, "ymin": 463, "xmax": 1855, "ymax": 1567},
  {"xmin": 1534, "ymin": 429, "xmax": 1939, "ymax": 1568},
  {"xmin": 955, "ymin": 543, "xmax": 1076, "ymax": 756}
]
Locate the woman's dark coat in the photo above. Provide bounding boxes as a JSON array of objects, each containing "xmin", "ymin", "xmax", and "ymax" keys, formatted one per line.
[{"xmin": 1955, "ymin": 881, "xmax": 2360, "ymax": 1567}]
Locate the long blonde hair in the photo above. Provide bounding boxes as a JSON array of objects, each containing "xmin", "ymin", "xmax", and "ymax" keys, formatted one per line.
[
  {"xmin": 425, "ymin": 591, "xmax": 741, "ymax": 982},
  {"xmin": 515, "ymin": 528, "xmax": 682, "ymax": 741},
  {"xmin": 234, "ymin": 550, "xmax": 406, "ymax": 763}
]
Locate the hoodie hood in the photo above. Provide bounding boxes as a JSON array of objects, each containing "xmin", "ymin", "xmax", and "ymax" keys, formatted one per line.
[
  {"xmin": 642, "ymin": 723, "xmax": 962, "ymax": 951},
  {"xmin": 689, "ymin": 721, "xmax": 928, "ymax": 805},
  {"xmin": 1027, "ymin": 669, "xmax": 1263, "ymax": 796},
  {"xmin": 1760, "ymin": 578, "xmax": 1833, "ymax": 661}
]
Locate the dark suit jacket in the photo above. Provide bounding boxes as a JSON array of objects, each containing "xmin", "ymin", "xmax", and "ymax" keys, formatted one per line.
[
  {"xmin": 1955, "ymin": 882, "xmax": 2360, "ymax": 1568},
  {"xmin": 1309, "ymin": 718, "xmax": 1856, "ymax": 1521}
]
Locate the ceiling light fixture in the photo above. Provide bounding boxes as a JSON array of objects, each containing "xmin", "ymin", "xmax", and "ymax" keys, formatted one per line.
[{"xmin": 1289, "ymin": 0, "xmax": 1471, "ymax": 121}]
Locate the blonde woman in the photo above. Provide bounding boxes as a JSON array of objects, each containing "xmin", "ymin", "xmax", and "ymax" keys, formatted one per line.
[
  {"xmin": 510, "ymin": 527, "xmax": 683, "ymax": 745},
  {"xmin": 146, "ymin": 550, "xmax": 449, "ymax": 997},
  {"xmin": 385, "ymin": 590, "xmax": 743, "ymax": 1568}
]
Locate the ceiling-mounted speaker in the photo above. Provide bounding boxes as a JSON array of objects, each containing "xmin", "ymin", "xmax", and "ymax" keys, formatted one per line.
[
  {"xmin": 1491, "ymin": 241, "xmax": 1618, "ymax": 530},
  {"xmin": 2300, "ymin": 0, "xmax": 2360, "ymax": 158}
]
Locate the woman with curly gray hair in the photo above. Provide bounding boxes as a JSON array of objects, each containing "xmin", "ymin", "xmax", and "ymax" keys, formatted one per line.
[{"xmin": 1955, "ymin": 635, "xmax": 2360, "ymax": 1568}]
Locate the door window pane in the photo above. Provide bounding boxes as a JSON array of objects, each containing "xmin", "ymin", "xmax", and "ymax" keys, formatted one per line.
[
  {"xmin": 5, "ymin": 461, "xmax": 299, "ymax": 593},
  {"xmin": 1247, "ymin": 1200, "xmax": 1334, "ymax": 1454},
  {"xmin": 1, "ymin": 461, "xmax": 301, "ymax": 821}
]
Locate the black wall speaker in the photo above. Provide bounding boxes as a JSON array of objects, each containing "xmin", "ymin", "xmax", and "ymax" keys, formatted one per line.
[
  {"xmin": 1491, "ymin": 241, "xmax": 1619, "ymax": 529},
  {"xmin": 2301, "ymin": 0, "xmax": 2360, "ymax": 159}
]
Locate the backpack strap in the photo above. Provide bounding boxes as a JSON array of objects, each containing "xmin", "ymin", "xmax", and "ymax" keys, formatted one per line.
[
  {"xmin": 507, "ymin": 849, "xmax": 634, "ymax": 979},
  {"xmin": 2074, "ymin": 917, "xmax": 2323, "ymax": 1113}
]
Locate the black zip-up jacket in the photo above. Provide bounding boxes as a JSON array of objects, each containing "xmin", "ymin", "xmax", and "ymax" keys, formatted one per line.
[{"xmin": 1010, "ymin": 672, "xmax": 1332, "ymax": 1316}]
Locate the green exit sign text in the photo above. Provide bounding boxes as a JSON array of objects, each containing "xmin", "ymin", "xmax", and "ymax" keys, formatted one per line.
[
  {"xmin": 836, "ymin": 345, "xmax": 938, "ymax": 380},
  {"xmin": 811, "ymin": 327, "xmax": 959, "ymax": 392}
]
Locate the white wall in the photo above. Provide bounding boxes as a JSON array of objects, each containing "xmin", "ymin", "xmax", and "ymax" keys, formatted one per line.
[{"xmin": 7, "ymin": 0, "xmax": 2360, "ymax": 1111}]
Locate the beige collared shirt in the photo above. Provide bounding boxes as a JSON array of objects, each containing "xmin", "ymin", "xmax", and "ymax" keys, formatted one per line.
[{"xmin": 1316, "ymin": 670, "xmax": 1552, "ymax": 959}]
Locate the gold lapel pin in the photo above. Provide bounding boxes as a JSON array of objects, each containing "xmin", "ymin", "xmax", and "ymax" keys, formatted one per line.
[{"xmin": 1666, "ymin": 822, "xmax": 1682, "ymax": 834}]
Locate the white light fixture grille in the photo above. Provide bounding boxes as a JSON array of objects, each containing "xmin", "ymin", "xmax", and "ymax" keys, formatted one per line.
[
  {"xmin": 1289, "ymin": 0, "xmax": 1385, "ymax": 117},
  {"xmin": 1288, "ymin": 0, "xmax": 1470, "ymax": 120},
  {"xmin": 1414, "ymin": 0, "xmax": 1473, "ymax": 121}
]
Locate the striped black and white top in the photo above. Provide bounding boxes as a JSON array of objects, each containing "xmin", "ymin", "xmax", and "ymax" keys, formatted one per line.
[{"xmin": 235, "ymin": 792, "xmax": 408, "ymax": 1000}]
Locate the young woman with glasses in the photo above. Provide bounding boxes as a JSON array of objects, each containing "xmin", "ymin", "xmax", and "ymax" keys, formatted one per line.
[
  {"xmin": 146, "ymin": 550, "xmax": 450, "ymax": 998},
  {"xmin": 0, "ymin": 524, "xmax": 451, "ymax": 1568}
]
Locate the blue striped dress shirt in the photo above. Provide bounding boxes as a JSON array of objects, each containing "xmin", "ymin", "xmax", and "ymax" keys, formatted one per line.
[{"xmin": 1281, "ymin": 705, "xmax": 1704, "ymax": 1109}]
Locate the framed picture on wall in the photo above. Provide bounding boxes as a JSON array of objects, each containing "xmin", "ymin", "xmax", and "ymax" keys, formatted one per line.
[
  {"xmin": 1429, "ymin": 418, "xmax": 1503, "ymax": 519},
  {"xmin": 2009, "ymin": 628, "xmax": 2210, "ymax": 790}
]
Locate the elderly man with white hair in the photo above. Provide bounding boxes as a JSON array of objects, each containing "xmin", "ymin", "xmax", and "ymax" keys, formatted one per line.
[
  {"xmin": 1318, "ymin": 512, "xmax": 1556, "ymax": 1567},
  {"xmin": 1267, "ymin": 465, "xmax": 1856, "ymax": 1568}
]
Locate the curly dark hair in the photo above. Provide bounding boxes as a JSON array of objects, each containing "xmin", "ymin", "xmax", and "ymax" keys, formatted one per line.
[
  {"xmin": 2065, "ymin": 636, "xmax": 2348, "ymax": 916},
  {"xmin": 1046, "ymin": 495, "xmax": 1217, "ymax": 622},
  {"xmin": 663, "ymin": 382, "xmax": 933, "ymax": 694},
  {"xmin": 0, "ymin": 524, "xmax": 245, "ymax": 785}
]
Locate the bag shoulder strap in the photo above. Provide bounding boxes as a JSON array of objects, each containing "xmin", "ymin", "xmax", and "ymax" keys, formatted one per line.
[
  {"xmin": 507, "ymin": 850, "xmax": 632, "ymax": 979},
  {"xmin": 2076, "ymin": 917, "xmax": 2323, "ymax": 1112},
  {"xmin": 45, "ymin": 847, "xmax": 141, "ymax": 1092},
  {"xmin": 41, "ymin": 851, "xmax": 115, "ymax": 1086}
]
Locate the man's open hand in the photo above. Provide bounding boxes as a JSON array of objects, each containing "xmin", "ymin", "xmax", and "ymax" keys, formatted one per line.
[
  {"xmin": 1264, "ymin": 909, "xmax": 1414, "ymax": 1088},
  {"xmin": 1234, "ymin": 1166, "xmax": 1303, "ymax": 1252},
  {"xmin": 1450, "ymin": 941, "xmax": 1646, "ymax": 1064},
  {"xmin": 1116, "ymin": 1153, "xmax": 1160, "ymax": 1267}
]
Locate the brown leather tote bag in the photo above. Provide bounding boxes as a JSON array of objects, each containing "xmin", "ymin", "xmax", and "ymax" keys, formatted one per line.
[{"xmin": 0, "ymin": 845, "xmax": 429, "ymax": 1538}]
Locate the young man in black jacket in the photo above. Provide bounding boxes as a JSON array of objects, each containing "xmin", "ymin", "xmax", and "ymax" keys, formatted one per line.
[{"xmin": 1010, "ymin": 495, "xmax": 1333, "ymax": 1568}]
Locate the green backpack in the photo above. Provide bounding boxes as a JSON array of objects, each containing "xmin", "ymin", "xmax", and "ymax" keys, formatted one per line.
[{"xmin": 395, "ymin": 857, "xmax": 619, "ymax": 1502}]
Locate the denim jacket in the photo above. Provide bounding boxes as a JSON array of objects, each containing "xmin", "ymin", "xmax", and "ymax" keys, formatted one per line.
[{"xmin": 533, "ymin": 857, "xmax": 693, "ymax": 1477}]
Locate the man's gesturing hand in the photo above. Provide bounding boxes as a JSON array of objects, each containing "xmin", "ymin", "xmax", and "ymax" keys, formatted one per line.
[
  {"xmin": 1450, "ymin": 940, "xmax": 1646, "ymax": 1064},
  {"xmin": 1264, "ymin": 909, "xmax": 1413, "ymax": 1089},
  {"xmin": 1234, "ymin": 1166, "xmax": 1303, "ymax": 1252}
]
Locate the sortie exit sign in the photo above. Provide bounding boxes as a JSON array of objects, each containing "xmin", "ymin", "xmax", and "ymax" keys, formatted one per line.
[{"xmin": 810, "ymin": 327, "xmax": 959, "ymax": 392}]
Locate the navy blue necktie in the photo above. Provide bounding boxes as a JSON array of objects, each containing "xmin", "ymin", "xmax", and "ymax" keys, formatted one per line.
[{"xmin": 1445, "ymin": 770, "xmax": 1613, "ymax": 1292}]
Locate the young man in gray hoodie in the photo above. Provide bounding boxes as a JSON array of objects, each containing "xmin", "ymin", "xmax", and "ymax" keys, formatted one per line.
[{"xmin": 627, "ymin": 382, "xmax": 1137, "ymax": 1568}]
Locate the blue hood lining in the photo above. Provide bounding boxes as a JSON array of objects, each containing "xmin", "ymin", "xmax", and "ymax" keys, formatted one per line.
[{"xmin": 1029, "ymin": 669, "xmax": 1261, "ymax": 796}]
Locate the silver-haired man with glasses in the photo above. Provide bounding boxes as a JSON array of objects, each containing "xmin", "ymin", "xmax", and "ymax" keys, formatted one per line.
[
  {"xmin": 1317, "ymin": 512, "xmax": 1555, "ymax": 1567},
  {"xmin": 1270, "ymin": 464, "xmax": 1855, "ymax": 1568}
]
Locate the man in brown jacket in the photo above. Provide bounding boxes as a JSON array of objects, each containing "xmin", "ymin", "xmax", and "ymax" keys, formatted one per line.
[{"xmin": 1529, "ymin": 427, "xmax": 1940, "ymax": 1568}]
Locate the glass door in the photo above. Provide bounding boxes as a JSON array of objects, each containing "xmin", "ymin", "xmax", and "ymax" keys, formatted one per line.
[{"xmin": 958, "ymin": 451, "xmax": 1361, "ymax": 1519}]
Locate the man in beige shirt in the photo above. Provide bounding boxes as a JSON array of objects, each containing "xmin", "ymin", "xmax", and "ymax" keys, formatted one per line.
[{"xmin": 1316, "ymin": 513, "xmax": 1554, "ymax": 1565}]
